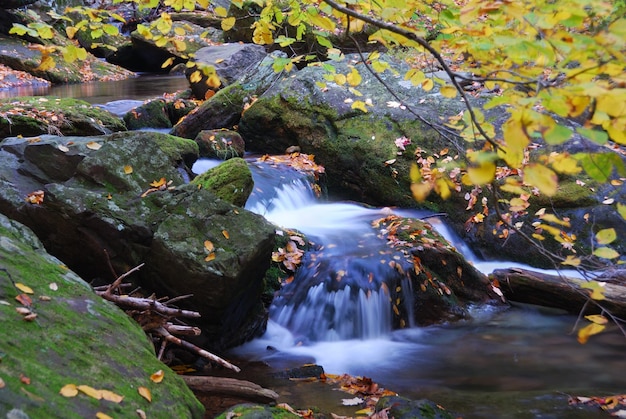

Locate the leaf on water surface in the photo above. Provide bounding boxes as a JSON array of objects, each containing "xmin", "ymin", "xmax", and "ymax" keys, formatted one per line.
[{"xmin": 577, "ymin": 322, "xmax": 605, "ymax": 344}]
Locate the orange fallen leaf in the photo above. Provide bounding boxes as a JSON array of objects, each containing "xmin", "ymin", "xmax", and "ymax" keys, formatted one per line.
[
  {"xmin": 138, "ymin": 386, "xmax": 152, "ymax": 402},
  {"xmin": 25, "ymin": 190, "xmax": 44, "ymax": 205},
  {"xmin": 0, "ymin": 377, "xmax": 5, "ymax": 389},
  {"xmin": 100, "ymin": 389, "xmax": 124, "ymax": 403},
  {"xmin": 20, "ymin": 374, "xmax": 30, "ymax": 385},
  {"xmin": 204, "ymin": 240, "xmax": 214, "ymax": 252},
  {"xmin": 60, "ymin": 384, "xmax": 78, "ymax": 397},
  {"xmin": 222, "ymin": 230, "xmax": 229, "ymax": 239},
  {"xmin": 124, "ymin": 165, "xmax": 133, "ymax": 174},
  {"xmin": 150, "ymin": 178, "xmax": 167, "ymax": 188},
  {"xmin": 86, "ymin": 141, "xmax": 102, "ymax": 150},
  {"xmin": 15, "ymin": 283, "xmax": 33, "ymax": 294},
  {"xmin": 78, "ymin": 384, "xmax": 102, "ymax": 399},
  {"xmin": 23, "ymin": 313, "xmax": 37, "ymax": 321},
  {"xmin": 15, "ymin": 294, "xmax": 32, "ymax": 306},
  {"xmin": 205, "ymin": 252, "xmax": 216, "ymax": 262},
  {"xmin": 150, "ymin": 370, "xmax": 164, "ymax": 383}
]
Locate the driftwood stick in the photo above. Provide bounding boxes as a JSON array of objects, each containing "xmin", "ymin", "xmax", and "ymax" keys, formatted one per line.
[
  {"xmin": 103, "ymin": 263, "xmax": 145, "ymax": 296},
  {"xmin": 96, "ymin": 293, "xmax": 201, "ymax": 319},
  {"xmin": 156, "ymin": 326, "xmax": 241, "ymax": 372},
  {"xmin": 181, "ymin": 376, "xmax": 278, "ymax": 403},
  {"xmin": 166, "ymin": 323, "xmax": 201, "ymax": 336}
]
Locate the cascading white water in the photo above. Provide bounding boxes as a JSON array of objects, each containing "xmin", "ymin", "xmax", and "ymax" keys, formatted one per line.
[{"xmin": 242, "ymin": 159, "xmax": 420, "ymax": 342}]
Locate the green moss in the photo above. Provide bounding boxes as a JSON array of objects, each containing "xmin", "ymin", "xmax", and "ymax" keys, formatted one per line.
[
  {"xmin": 0, "ymin": 217, "xmax": 204, "ymax": 418},
  {"xmin": 190, "ymin": 158, "xmax": 253, "ymax": 207}
]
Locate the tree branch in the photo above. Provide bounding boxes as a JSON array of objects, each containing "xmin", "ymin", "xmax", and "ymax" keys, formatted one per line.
[{"xmin": 321, "ymin": 0, "xmax": 499, "ymax": 149}]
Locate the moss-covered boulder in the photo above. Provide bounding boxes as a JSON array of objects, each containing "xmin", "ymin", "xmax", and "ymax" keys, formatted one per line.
[
  {"xmin": 191, "ymin": 158, "xmax": 253, "ymax": 207},
  {"xmin": 171, "ymin": 51, "xmax": 286, "ymax": 140},
  {"xmin": 123, "ymin": 97, "xmax": 198, "ymax": 130},
  {"xmin": 0, "ymin": 32, "xmax": 133, "ymax": 84},
  {"xmin": 185, "ymin": 43, "xmax": 267, "ymax": 100},
  {"xmin": 0, "ymin": 131, "xmax": 277, "ymax": 350},
  {"xmin": 0, "ymin": 96, "xmax": 126, "ymax": 138},
  {"xmin": 0, "ymin": 214, "xmax": 204, "ymax": 419},
  {"xmin": 237, "ymin": 53, "xmax": 451, "ymax": 208},
  {"xmin": 194, "ymin": 129, "xmax": 246, "ymax": 160}
]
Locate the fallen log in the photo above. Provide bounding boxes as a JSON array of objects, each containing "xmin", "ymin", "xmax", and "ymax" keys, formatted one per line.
[
  {"xmin": 491, "ymin": 268, "xmax": 626, "ymax": 319},
  {"xmin": 181, "ymin": 376, "xmax": 279, "ymax": 404}
]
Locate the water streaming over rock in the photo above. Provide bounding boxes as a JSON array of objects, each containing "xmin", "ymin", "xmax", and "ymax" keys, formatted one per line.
[{"xmin": 238, "ymin": 159, "xmax": 431, "ymax": 342}]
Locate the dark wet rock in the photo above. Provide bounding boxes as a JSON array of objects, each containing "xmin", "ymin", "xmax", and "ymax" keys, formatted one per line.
[
  {"xmin": 194, "ymin": 129, "xmax": 245, "ymax": 160},
  {"xmin": 171, "ymin": 51, "xmax": 284, "ymax": 140},
  {"xmin": 0, "ymin": 131, "xmax": 276, "ymax": 350},
  {"xmin": 185, "ymin": 43, "xmax": 267, "ymax": 100},
  {"xmin": 123, "ymin": 97, "xmax": 198, "ymax": 130}
]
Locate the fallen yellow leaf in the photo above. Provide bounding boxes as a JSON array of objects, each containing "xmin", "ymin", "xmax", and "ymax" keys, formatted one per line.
[
  {"xmin": 222, "ymin": 230, "xmax": 229, "ymax": 239},
  {"xmin": 96, "ymin": 413, "xmax": 113, "ymax": 419},
  {"xmin": 150, "ymin": 178, "xmax": 167, "ymax": 188},
  {"xmin": 100, "ymin": 389, "xmax": 124, "ymax": 403},
  {"xmin": 124, "ymin": 165, "xmax": 133, "ymax": 174},
  {"xmin": 78, "ymin": 384, "xmax": 102, "ymax": 399},
  {"xmin": 86, "ymin": 141, "xmax": 102, "ymax": 150},
  {"xmin": 205, "ymin": 252, "xmax": 216, "ymax": 262},
  {"xmin": 15, "ymin": 283, "xmax": 34, "ymax": 294},
  {"xmin": 150, "ymin": 370, "xmax": 164, "ymax": 383},
  {"xmin": 138, "ymin": 386, "xmax": 152, "ymax": 402},
  {"xmin": 59, "ymin": 384, "xmax": 78, "ymax": 397}
]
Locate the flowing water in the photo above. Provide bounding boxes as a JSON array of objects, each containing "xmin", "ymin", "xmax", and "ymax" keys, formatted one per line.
[
  {"xmin": 3, "ymin": 74, "xmax": 624, "ymax": 417},
  {"xmin": 194, "ymin": 158, "xmax": 626, "ymax": 418}
]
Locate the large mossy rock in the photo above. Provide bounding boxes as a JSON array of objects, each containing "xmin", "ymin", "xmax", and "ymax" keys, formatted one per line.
[
  {"xmin": 0, "ymin": 131, "xmax": 276, "ymax": 350},
  {"xmin": 191, "ymin": 157, "xmax": 253, "ymax": 207},
  {"xmin": 171, "ymin": 52, "xmax": 286, "ymax": 140},
  {"xmin": 0, "ymin": 214, "xmax": 204, "ymax": 419},
  {"xmin": 0, "ymin": 33, "xmax": 133, "ymax": 84},
  {"xmin": 237, "ymin": 53, "xmax": 452, "ymax": 208},
  {"xmin": 0, "ymin": 96, "xmax": 127, "ymax": 138}
]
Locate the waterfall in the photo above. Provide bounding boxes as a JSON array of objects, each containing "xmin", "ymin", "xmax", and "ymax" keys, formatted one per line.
[{"xmin": 242, "ymin": 158, "xmax": 424, "ymax": 342}]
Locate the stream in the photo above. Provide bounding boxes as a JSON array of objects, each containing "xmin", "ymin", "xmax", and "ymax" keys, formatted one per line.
[
  {"xmin": 5, "ymin": 75, "xmax": 625, "ymax": 418},
  {"xmin": 194, "ymin": 158, "xmax": 626, "ymax": 419}
]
